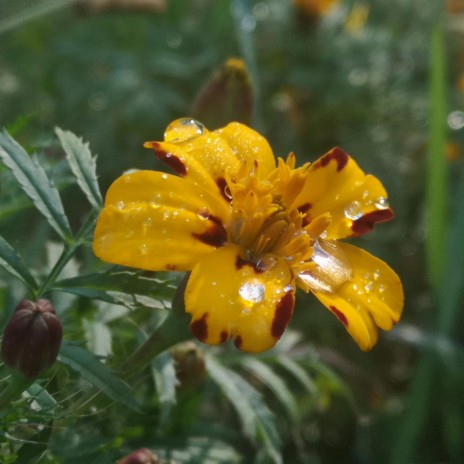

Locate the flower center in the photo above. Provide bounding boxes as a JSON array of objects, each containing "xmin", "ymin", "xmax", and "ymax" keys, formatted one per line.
[{"xmin": 225, "ymin": 156, "xmax": 353, "ymax": 294}]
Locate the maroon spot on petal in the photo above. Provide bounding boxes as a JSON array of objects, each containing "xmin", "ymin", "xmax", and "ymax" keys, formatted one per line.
[
  {"xmin": 150, "ymin": 143, "xmax": 187, "ymax": 176},
  {"xmin": 220, "ymin": 331, "xmax": 229, "ymax": 343},
  {"xmin": 298, "ymin": 203, "xmax": 312, "ymax": 226},
  {"xmin": 190, "ymin": 313, "xmax": 208, "ymax": 342},
  {"xmin": 313, "ymin": 147, "xmax": 349, "ymax": 172},
  {"xmin": 329, "ymin": 305, "xmax": 348, "ymax": 327},
  {"xmin": 216, "ymin": 177, "xmax": 232, "ymax": 203},
  {"xmin": 234, "ymin": 336, "xmax": 243, "ymax": 350},
  {"xmin": 165, "ymin": 264, "xmax": 177, "ymax": 271},
  {"xmin": 298, "ymin": 203, "xmax": 312, "ymax": 214},
  {"xmin": 235, "ymin": 255, "xmax": 265, "ymax": 274},
  {"xmin": 391, "ymin": 317, "xmax": 398, "ymax": 326},
  {"xmin": 192, "ymin": 211, "xmax": 227, "ymax": 247},
  {"xmin": 351, "ymin": 209, "xmax": 395, "ymax": 236},
  {"xmin": 271, "ymin": 290, "xmax": 295, "ymax": 339}
]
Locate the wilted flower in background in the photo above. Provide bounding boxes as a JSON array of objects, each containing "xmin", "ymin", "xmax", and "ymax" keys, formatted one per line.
[
  {"xmin": 93, "ymin": 119, "xmax": 403, "ymax": 353},
  {"xmin": 1, "ymin": 299, "xmax": 63, "ymax": 380}
]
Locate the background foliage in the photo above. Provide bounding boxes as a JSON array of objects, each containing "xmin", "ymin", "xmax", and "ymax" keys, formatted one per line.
[{"xmin": 0, "ymin": 0, "xmax": 463, "ymax": 463}]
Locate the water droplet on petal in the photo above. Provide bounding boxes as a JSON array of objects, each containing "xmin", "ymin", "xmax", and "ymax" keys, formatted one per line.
[
  {"xmin": 139, "ymin": 244, "xmax": 149, "ymax": 255},
  {"xmin": 239, "ymin": 280, "xmax": 265, "ymax": 304},
  {"xmin": 298, "ymin": 239, "xmax": 353, "ymax": 294},
  {"xmin": 143, "ymin": 217, "xmax": 153, "ymax": 227},
  {"xmin": 164, "ymin": 118, "xmax": 206, "ymax": 143},
  {"xmin": 344, "ymin": 201, "xmax": 363, "ymax": 220},
  {"xmin": 257, "ymin": 255, "xmax": 278, "ymax": 271},
  {"xmin": 115, "ymin": 201, "xmax": 125, "ymax": 210},
  {"xmin": 375, "ymin": 197, "xmax": 389, "ymax": 210},
  {"xmin": 373, "ymin": 269, "xmax": 381, "ymax": 280}
]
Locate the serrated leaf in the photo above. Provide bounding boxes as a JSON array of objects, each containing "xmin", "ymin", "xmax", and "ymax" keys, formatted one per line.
[
  {"xmin": 58, "ymin": 341, "xmax": 140, "ymax": 412},
  {"xmin": 55, "ymin": 128, "xmax": 103, "ymax": 209},
  {"xmin": 54, "ymin": 269, "xmax": 174, "ymax": 310},
  {"xmin": 276, "ymin": 355, "xmax": 317, "ymax": 398},
  {"xmin": 0, "ymin": 234, "xmax": 38, "ymax": 290},
  {"xmin": 241, "ymin": 358, "xmax": 299, "ymax": 423},
  {"xmin": 0, "ymin": 130, "xmax": 72, "ymax": 240},
  {"xmin": 206, "ymin": 355, "xmax": 282, "ymax": 464},
  {"xmin": 152, "ymin": 351, "xmax": 178, "ymax": 425}
]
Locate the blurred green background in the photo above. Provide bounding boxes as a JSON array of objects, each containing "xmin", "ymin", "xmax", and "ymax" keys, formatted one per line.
[{"xmin": 1, "ymin": 0, "xmax": 464, "ymax": 463}]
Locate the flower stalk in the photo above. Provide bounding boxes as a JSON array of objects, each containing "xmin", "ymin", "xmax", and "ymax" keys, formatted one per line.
[{"xmin": 121, "ymin": 274, "xmax": 192, "ymax": 378}]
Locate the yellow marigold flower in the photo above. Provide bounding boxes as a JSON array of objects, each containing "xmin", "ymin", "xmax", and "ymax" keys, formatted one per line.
[{"xmin": 93, "ymin": 119, "xmax": 403, "ymax": 353}]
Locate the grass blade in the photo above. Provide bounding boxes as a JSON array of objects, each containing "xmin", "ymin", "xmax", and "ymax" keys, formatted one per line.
[{"xmin": 59, "ymin": 341, "xmax": 140, "ymax": 412}]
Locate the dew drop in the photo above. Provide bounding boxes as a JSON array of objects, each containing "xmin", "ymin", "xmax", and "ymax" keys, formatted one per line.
[
  {"xmin": 344, "ymin": 201, "xmax": 363, "ymax": 220},
  {"xmin": 298, "ymin": 239, "xmax": 353, "ymax": 294},
  {"xmin": 115, "ymin": 201, "xmax": 125, "ymax": 210},
  {"xmin": 257, "ymin": 255, "xmax": 278, "ymax": 271},
  {"xmin": 139, "ymin": 244, "xmax": 149, "ymax": 255},
  {"xmin": 375, "ymin": 197, "xmax": 389, "ymax": 210},
  {"xmin": 143, "ymin": 217, "xmax": 153, "ymax": 227},
  {"xmin": 164, "ymin": 118, "xmax": 205, "ymax": 143},
  {"xmin": 239, "ymin": 280, "xmax": 265, "ymax": 304},
  {"xmin": 364, "ymin": 282, "xmax": 374, "ymax": 293},
  {"xmin": 373, "ymin": 269, "xmax": 381, "ymax": 280}
]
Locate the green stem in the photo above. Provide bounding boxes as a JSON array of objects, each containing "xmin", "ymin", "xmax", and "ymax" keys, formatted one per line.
[
  {"xmin": 35, "ymin": 211, "xmax": 97, "ymax": 298},
  {"xmin": 0, "ymin": 374, "xmax": 33, "ymax": 411},
  {"xmin": 121, "ymin": 274, "xmax": 192, "ymax": 378}
]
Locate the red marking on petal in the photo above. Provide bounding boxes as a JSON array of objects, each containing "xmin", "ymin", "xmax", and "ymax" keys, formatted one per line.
[
  {"xmin": 216, "ymin": 177, "xmax": 232, "ymax": 203},
  {"xmin": 351, "ymin": 209, "xmax": 394, "ymax": 236},
  {"xmin": 330, "ymin": 305, "xmax": 348, "ymax": 327},
  {"xmin": 298, "ymin": 203, "xmax": 312, "ymax": 214},
  {"xmin": 165, "ymin": 264, "xmax": 177, "ymax": 271},
  {"xmin": 298, "ymin": 203, "xmax": 312, "ymax": 226},
  {"xmin": 151, "ymin": 143, "xmax": 187, "ymax": 176},
  {"xmin": 234, "ymin": 336, "xmax": 243, "ymax": 349},
  {"xmin": 314, "ymin": 147, "xmax": 349, "ymax": 172},
  {"xmin": 391, "ymin": 318, "xmax": 398, "ymax": 326},
  {"xmin": 271, "ymin": 290, "xmax": 295, "ymax": 339},
  {"xmin": 220, "ymin": 331, "xmax": 229, "ymax": 343},
  {"xmin": 190, "ymin": 313, "xmax": 208, "ymax": 342},
  {"xmin": 192, "ymin": 212, "xmax": 227, "ymax": 247}
]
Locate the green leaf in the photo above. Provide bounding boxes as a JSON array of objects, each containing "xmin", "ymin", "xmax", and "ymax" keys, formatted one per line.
[
  {"xmin": 55, "ymin": 128, "xmax": 103, "ymax": 210},
  {"xmin": 0, "ymin": 130, "xmax": 72, "ymax": 241},
  {"xmin": 241, "ymin": 357, "xmax": 299, "ymax": 423},
  {"xmin": 25, "ymin": 383, "xmax": 58, "ymax": 413},
  {"xmin": 15, "ymin": 420, "xmax": 53, "ymax": 464},
  {"xmin": 55, "ymin": 269, "xmax": 174, "ymax": 310},
  {"xmin": 58, "ymin": 341, "xmax": 140, "ymax": 412},
  {"xmin": 151, "ymin": 351, "xmax": 178, "ymax": 425},
  {"xmin": 206, "ymin": 355, "xmax": 282, "ymax": 464},
  {"xmin": 0, "ymin": 234, "xmax": 38, "ymax": 290},
  {"xmin": 276, "ymin": 355, "xmax": 318, "ymax": 398}
]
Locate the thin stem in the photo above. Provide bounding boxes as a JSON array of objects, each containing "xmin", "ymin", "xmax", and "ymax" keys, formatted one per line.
[
  {"xmin": 121, "ymin": 274, "xmax": 192, "ymax": 379},
  {"xmin": 36, "ymin": 211, "xmax": 97, "ymax": 298},
  {"xmin": 0, "ymin": 374, "xmax": 32, "ymax": 411}
]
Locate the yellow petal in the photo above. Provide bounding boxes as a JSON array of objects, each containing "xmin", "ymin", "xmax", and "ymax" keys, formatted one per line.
[
  {"xmin": 215, "ymin": 122, "xmax": 276, "ymax": 177},
  {"xmin": 185, "ymin": 245, "xmax": 295, "ymax": 353},
  {"xmin": 144, "ymin": 121, "xmax": 276, "ymax": 201},
  {"xmin": 294, "ymin": 147, "xmax": 394, "ymax": 239},
  {"xmin": 93, "ymin": 171, "xmax": 230, "ymax": 271},
  {"xmin": 302, "ymin": 242, "xmax": 403, "ymax": 351}
]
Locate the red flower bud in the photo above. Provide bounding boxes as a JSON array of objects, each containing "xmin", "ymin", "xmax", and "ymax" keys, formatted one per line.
[
  {"xmin": 1, "ymin": 299, "xmax": 63, "ymax": 380},
  {"xmin": 118, "ymin": 448, "xmax": 160, "ymax": 464}
]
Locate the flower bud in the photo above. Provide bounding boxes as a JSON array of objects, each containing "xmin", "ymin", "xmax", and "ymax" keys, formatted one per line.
[
  {"xmin": 191, "ymin": 58, "xmax": 253, "ymax": 128},
  {"xmin": 1, "ymin": 299, "xmax": 63, "ymax": 380},
  {"xmin": 118, "ymin": 448, "xmax": 160, "ymax": 464},
  {"xmin": 171, "ymin": 341, "xmax": 205, "ymax": 390}
]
